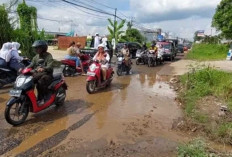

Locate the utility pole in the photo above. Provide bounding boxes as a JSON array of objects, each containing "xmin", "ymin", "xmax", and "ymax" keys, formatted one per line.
[
  {"xmin": 113, "ymin": 8, "xmax": 117, "ymax": 55},
  {"xmin": 113, "ymin": 8, "xmax": 117, "ymax": 39}
]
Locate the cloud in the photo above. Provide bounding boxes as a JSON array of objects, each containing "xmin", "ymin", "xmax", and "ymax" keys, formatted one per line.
[
  {"xmin": 140, "ymin": 16, "xmax": 217, "ymax": 40},
  {"xmin": 0, "ymin": 0, "xmax": 221, "ymax": 40},
  {"xmin": 130, "ymin": 0, "xmax": 221, "ymax": 22}
]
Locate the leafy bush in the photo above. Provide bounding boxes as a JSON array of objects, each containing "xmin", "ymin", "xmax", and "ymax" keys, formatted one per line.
[
  {"xmin": 0, "ymin": 5, "xmax": 13, "ymax": 48},
  {"xmin": 187, "ymin": 44, "xmax": 228, "ymax": 61}
]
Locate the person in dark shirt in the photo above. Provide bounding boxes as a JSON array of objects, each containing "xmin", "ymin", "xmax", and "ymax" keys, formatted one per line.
[{"xmin": 27, "ymin": 40, "xmax": 54, "ymax": 105}]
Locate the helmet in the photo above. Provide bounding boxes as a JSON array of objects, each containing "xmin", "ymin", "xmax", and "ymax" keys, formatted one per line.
[
  {"xmin": 32, "ymin": 40, "xmax": 48, "ymax": 52},
  {"xmin": 98, "ymin": 44, "xmax": 105, "ymax": 48},
  {"xmin": 76, "ymin": 42, "xmax": 81, "ymax": 46}
]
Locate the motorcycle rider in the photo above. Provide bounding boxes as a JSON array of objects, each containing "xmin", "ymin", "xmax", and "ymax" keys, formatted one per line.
[
  {"xmin": 75, "ymin": 42, "xmax": 82, "ymax": 56},
  {"xmin": 93, "ymin": 44, "xmax": 110, "ymax": 81},
  {"xmin": 0, "ymin": 42, "xmax": 12, "ymax": 68},
  {"xmin": 65, "ymin": 41, "xmax": 84, "ymax": 75},
  {"xmin": 142, "ymin": 42, "xmax": 147, "ymax": 51},
  {"xmin": 150, "ymin": 43, "xmax": 158, "ymax": 52},
  {"xmin": 149, "ymin": 43, "xmax": 158, "ymax": 57},
  {"xmin": 27, "ymin": 40, "xmax": 54, "ymax": 105},
  {"xmin": 120, "ymin": 43, "xmax": 131, "ymax": 74},
  {"xmin": 9, "ymin": 42, "xmax": 25, "ymax": 72}
]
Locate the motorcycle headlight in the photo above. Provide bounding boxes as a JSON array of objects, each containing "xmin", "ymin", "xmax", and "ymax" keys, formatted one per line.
[
  {"xmin": 16, "ymin": 76, "xmax": 32, "ymax": 87},
  {"xmin": 16, "ymin": 77, "xmax": 26, "ymax": 87},
  {"xmin": 118, "ymin": 57, "xmax": 123, "ymax": 62},
  {"xmin": 89, "ymin": 63, "xmax": 97, "ymax": 72},
  {"xmin": 136, "ymin": 53, "xmax": 141, "ymax": 57}
]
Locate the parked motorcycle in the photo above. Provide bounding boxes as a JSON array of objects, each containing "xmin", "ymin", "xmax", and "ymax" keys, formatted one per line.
[
  {"xmin": 86, "ymin": 60, "xmax": 114, "ymax": 94},
  {"xmin": 116, "ymin": 53, "xmax": 131, "ymax": 76},
  {"xmin": 61, "ymin": 54, "xmax": 90, "ymax": 76},
  {"xmin": 0, "ymin": 59, "xmax": 31, "ymax": 89},
  {"xmin": 147, "ymin": 50, "xmax": 157, "ymax": 67},
  {"xmin": 136, "ymin": 49, "xmax": 148, "ymax": 65},
  {"xmin": 4, "ymin": 59, "xmax": 67, "ymax": 126}
]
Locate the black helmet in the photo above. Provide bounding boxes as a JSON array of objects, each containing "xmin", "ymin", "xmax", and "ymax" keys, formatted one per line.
[{"xmin": 32, "ymin": 40, "xmax": 48, "ymax": 52}]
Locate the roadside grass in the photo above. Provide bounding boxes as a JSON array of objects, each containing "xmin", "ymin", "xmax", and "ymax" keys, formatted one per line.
[
  {"xmin": 178, "ymin": 139, "xmax": 210, "ymax": 157},
  {"xmin": 179, "ymin": 66, "xmax": 232, "ymax": 143},
  {"xmin": 178, "ymin": 139, "xmax": 231, "ymax": 157},
  {"xmin": 187, "ymin": 44, "xmax": 228, "ymax": 61}
]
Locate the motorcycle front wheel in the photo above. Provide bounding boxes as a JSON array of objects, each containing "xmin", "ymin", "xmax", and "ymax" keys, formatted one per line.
[
  {"xmin": 0, "ymin": 80, "xmax": 4, "ymax": 88},
  {"xmin": 5, "ymin": 99, "xmax": 29, "ymax": 126},
  {"xmin": 147, "ymin": 58, "xmax": 152, "ymax": 67},
  {"xmin": 86, "ymin": 80, "xmax": 96, "ymax": 94},
  {"xmin": 117, "ymin": 65, "xmax": 123, "ymax": 76},
  {"xmin": 136, "ymin": 59, "xmax": 140, "ymax": 65},
  {"xmin": 55, "ymin": 87, "xmax": 66, "ymax": 106}
]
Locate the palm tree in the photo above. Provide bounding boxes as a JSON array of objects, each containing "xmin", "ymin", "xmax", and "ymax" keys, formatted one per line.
[{"xmin": 107, "ymin": 18, "xmax": 125, "ymax": 43}]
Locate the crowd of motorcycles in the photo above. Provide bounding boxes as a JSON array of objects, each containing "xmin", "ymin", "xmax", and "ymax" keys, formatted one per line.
[
  {"xmin": 2, "ymin": 47, "xmax": 167, "ymax": 126},
  {"xmin": 135, "ymin": 48, "xmax": 164, "ymax": 67}
]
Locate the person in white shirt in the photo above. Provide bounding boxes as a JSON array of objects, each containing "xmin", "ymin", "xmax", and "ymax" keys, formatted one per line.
[
  {"xmin": 93, "ymin": 44, "xmax": 110, "ymax": 81},
  {"xmin": 102, "ymin": 35, "xmax": 108, "ymax": 49},
  {"xmin": 9, "ymin": 42, "xmax": 25, "ymax": 72},
  {"xmin": 0, "ymin": 42, "xmax": 12, "ymax": 68},
  {"xmin": 94, "ymin": 33, "xmax": 101, "ymax": 49}
]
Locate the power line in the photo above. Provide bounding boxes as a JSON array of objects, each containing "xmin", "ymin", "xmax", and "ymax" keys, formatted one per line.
[
  {"xmin": 72, "ymin": 0, "xmax": 110, "ymax": 13},
  {"xmin": 58, "ymin": 1, "xmax": 111, "ymax": 20},
  {"xmin": 81, "ymin": 0, "xmax": 115, "ymax": 10},
  {"xmin": 61, "ymin": 0, "xmax": 114, "ymax": 16}
]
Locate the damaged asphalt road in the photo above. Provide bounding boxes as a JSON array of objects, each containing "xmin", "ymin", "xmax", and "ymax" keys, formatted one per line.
[{"xmin": 0, "ymin": 54, "xmax": 188, "ymax": 157}]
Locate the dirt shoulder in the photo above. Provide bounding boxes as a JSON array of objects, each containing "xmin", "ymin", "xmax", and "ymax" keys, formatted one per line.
[{"xmin": 158, "ymin": 58, "xmax": 232, "ymax": 76}]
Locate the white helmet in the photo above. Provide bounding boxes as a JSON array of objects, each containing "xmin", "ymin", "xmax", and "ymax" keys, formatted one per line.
[{"xmin": 98, "ymin": 44, "xmax": 105, "ymax": 48}]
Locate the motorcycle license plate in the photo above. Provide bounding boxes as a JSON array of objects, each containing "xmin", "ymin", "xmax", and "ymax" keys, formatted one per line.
[
  {"xmin": 87, "ymin": 72, "xmax": 95, "ymax": 76},
  {"xmin": 9, "ymin": 89, "xmax": 22, "ymax": 97},
  {"xmin": 117, "ymin": 61, "xmax": 122, "ymax": 64}
]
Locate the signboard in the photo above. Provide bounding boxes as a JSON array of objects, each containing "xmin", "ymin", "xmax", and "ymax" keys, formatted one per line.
[
  {"xmin": 197, "ymin": 30, "xmax": 205, "ymax": 37},
  {"xmin": 157, "ymin": 34, "xmax": 164, "ymax": 41}
]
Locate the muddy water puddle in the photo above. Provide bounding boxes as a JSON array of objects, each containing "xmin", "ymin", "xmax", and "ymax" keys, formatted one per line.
[{"xmin": 1, "ymin": 65, "xmax": 185, "ymax": 156}]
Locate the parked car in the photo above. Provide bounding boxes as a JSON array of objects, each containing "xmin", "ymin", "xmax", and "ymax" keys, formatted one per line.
[
  {"xmin": 177, "ymin": 44, "xmax": 184, "ymax": 53},
  {"xmin": 157, "ymin": 41, "xmax": 175, "ymax": 61},
  {"xmin": 183, "ymin": 46, "xmax": 188, "ymax": 51},
  {"xmin": 183, "ymin": 43, "xmax": 192, "ymax": 51},
  {"xmin": 166, "ymin": 39, "xmax": 178, "ymax": 56},
  {"xmin": 116, "ymin": 42, "xmax": 142, "ymax": 58}
]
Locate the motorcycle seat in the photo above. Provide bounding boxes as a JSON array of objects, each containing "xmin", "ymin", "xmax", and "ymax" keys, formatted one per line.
[
  {"xmin": 61, "ymin": 60, "xmax": 76, "ymax": 67},
  {"xmin": 48, "ymin": 73, "xmax": 62, "ymax": 89},
  {"xmin": 53, "ymin": 73, "xmax": 62, "ymax": 81}
]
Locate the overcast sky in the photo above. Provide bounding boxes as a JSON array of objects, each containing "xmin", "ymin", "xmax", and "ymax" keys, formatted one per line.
[{"xmin": 0, "ymin": 0, "xmax": 221, "ymax": 40}]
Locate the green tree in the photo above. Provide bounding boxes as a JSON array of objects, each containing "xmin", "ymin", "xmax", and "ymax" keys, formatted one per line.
[
  {"xmin": 16, "ymin": 0, "xmax": 39, "ymax": 58},
  {"xmin": 212, "ymin": 0, "xmax": 232, "ymax": 39},
  {"xmin": 107, "ymin": 19, "xmax": 125, "ymax": 42},
  {"xmin": 121, "ymin": 28, "xmax": 145, "ymax": 44},
  {"xmin": 0, "ymin": 5, "xmax": 13, "ymax": 47}
]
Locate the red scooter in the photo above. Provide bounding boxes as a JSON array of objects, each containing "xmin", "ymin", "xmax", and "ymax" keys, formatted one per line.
[
  {"xmin": 4, "ymin": 60, "xmax": 67, "ymax": 126},
  {"xmin": 61, "ymin": 54, "xmax": 90, "ymax": 76},
  {"xmin": 86, "ymin": 60, "xmax": 114, "ymax": 94}
]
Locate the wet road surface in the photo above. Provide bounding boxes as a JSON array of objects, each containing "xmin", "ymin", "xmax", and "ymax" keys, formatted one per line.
[{"xmin": 0, "ymin": 55, "xmax": 189, "ymax": 156}]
